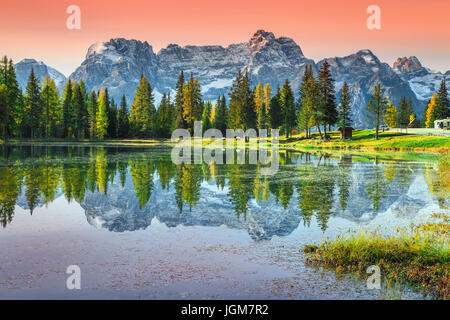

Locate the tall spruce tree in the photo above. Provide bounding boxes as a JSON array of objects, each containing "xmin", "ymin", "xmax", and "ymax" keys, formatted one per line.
[
  {"xmin": 25, "ymin": 68, "xmax": 42, "ymax": 139},
  {"xmin": 87, "ymin": 91, "xmax": 97, "ymax": 139},
  {"xmin": 365, "ymin": 83, "xmax": 388, "ymax": 139},
  {"xmin": 0, "ymin": 84, "xmax": 7, "ymax": 140},
  {"xmin": 182, "ymin": 73, "xmax": 202, "ymax": 132},
  {"xmin": 201, "ymin": 101, "xmax": 212, "ymax": 133},
  {"xmin": 318, "ymin": 60, "xmax": 337, "ymax": 136},
  {"xmin": 117, "ymin": 94, "xmax": 129, "ymax": 138},
  {"xmin": 254, "ymin": 82, "xmax": 265, "ymax": 130},
  {"xmin": 72, "ymin": 82, "xmax": 88, "ymax": 139},
  {"xmin": 337, "ymin": 81, "xmax": 352, "ymax": 132},
  {"xmin": 435, "ymin": 79, "xmax": 449, "ymax": 119},
  {"xmin": 62, "ymin": 80, "xmax": 74, "ymax": 138},
  {"xmin": 228, "ymin": 70, "xmax": 255, "ymax": 131},
  {"xmin": 213, "ymin": 95, "xmax": 228, "ymax": 134},
  {"xmin": 96, "ymin": 88, "xmax": 108, "ymax": 139},
  {"xmin": 174, "ymin": 71, "xmax": 186, "ymax": 129},
  {"xmin": 263, "ymin": 83, "xmax": 272, "ymax": 129},
  {"xmin": 0, "ymin": 56, "xmax": 22, "ymax": 138},
  {"xmin": 129, "ymin": 75, "xmax": 156, "ymax": 137},
  {"xmin": 279, "ymin": 79, "xmax": 296, "ymax": 138},
  {"xmin": 155, "ymin": 93, "xmax": 173, "ymax": 138},
  {"xmin": 397, "ymin": 96, "xmax": 409, "ymax": 127},
  {"xmin": 269, "ymin": 86, "xmax": 282, "ymax": 130},
  {"xmin": 242, "ymin": 71, "xmax": 256, "ymax": 130},
  {"xmin": 108, "ymin": 98, "xmax": 118, "ymax": 138},
  {"xmin": 40, "ymin": 74, "xmax": 60, "ymax": 138},
  {"xmin": 297, "ymin": 66, "xmax": 319, "ymax": 138}
]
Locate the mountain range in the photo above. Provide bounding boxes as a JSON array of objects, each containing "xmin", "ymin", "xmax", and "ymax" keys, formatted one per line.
[{"xmin": 13, "ymin": 30, "xmax": 450, "ymax": 128}]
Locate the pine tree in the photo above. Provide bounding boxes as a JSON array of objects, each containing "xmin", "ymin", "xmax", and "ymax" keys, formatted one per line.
[
  {"xmin": 108, "ymin": 98, "xmax": 118, "ymax": 138},
  {"xmin": 213, "ymin": 95, "xmax": 228, "ymax": 134},
  {"xmin": 96, "ymin": 88, "xmax": 108, "ymax": 139},
  {"xmin": 25, "ymin": 68, "xmax": 42, "ymax": 139},
  {"xmin": 72, "ymin": 82, "xmax": 88, "ymax": 139},
  {"xmin": 297, "ymin": 66, "xmax": 319, "ymax": 138},
  {"xmin": 62, "ymin": 79, "xmax": 74, "ymax": 138},
  {"xmin": 242, "ymin": 71, "xmax": 256, "ymax": 130},
  {"xmin": 228, "ymin": 70, "xmax": 255, "ymax": 131},
  {"xmin": 384, "ymin": 101, "xmax": 398, "ymax": 128},
  {"xmin": 201, "ymin": 101, "xmax": 212, "ymax": 133},
  {"xmin": 129, "ymin": 75, "xmax": 156, "ymax": 137},
  {"xmin": 337, "ymin": 81, "xmax": 352, "ymax": 132},
  {"xmin": 397, "ymin": 96, "xmax": 409, "ymax": 127},
  {"xmin": 279, "ymin": 79, "xmax": 295, "ymax": 138},
  {"xmin": 0, "ymin": 56, "xmax": 22, "ymax": 139},
  {"xmin": 263, "ymin": 83, "xmax": 272, "ymax": 129},
  {"xmin": 365, "ymin": 83, "xmax": 388, "ymax": 140},
  {"xmin": 87, "ymin": 91, "xmax": 97, "ymax": 139},
  {"xmin": 425, "ymin": 93, "xmax": 438, "ymax": 128},
  {"xmin": 269, "ymin": 87, "xmax": 282, "ymax": 130},
  {"xmin": 182, "ymin": 73, "xmax": 202, "ymax": 132},
  {"xmin": 167, "ymin": 92, "xmax": 175, "ymax": 133},
  {"xmin": 0, "ymin": 84, "xmax": 7, "ymax": 139},
  {"xmin": 318, "ymin": 60, "xmax": 337, "ymax": 135},
  {"xmin": 254, "ymin": 82, "xmax": 265, "ymax": 130},
  {"xmin": 155, "ymin": 93, "xmax": 174, "ymax": 138},
  {"xmin": 435, "ymin": 79, "xmax": 449, "ymax": 119},
  {"xmin": 40, "ymin": 74, "xmax": 60, "ymax": 138},
  {"xmin": 174, "ymin": 71, "xmax": 186, "ymax": 129},
  {"xmin": 117, "ymin": 94, "xmax": 129, "ymax": 138}
]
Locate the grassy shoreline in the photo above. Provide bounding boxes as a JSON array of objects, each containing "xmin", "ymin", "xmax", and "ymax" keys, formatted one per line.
[
  {"xmin": 3, "ymin": 129, "xmax": 449, "ymax": 151},
  {"xmin": 282, "ymin": 129, "xmax": 450, "ymax": 153},
  {"xmin": 2, "ymin": 130, "xmax": 449, "ymax": 164},
  {"xmin": 304, "ymin": 212, "xmax": 449, "ymax": 300}
]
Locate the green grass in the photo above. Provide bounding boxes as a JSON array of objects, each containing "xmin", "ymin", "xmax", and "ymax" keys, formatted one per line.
[
  {"xmin": 283, "ymin": 130, "xmax": 450, "ymax": 152},
  {"xmin": 304, "ymin": 212, "xmax": 450, "ymax": 299}
]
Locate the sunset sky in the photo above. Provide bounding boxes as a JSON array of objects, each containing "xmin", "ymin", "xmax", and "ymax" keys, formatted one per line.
[{"xmin": 1, "ymin": 0, "xmax": 449, "ymax": 76}]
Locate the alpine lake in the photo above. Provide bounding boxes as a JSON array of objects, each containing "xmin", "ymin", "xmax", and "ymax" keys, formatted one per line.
[{"xmin": 0, "ymin": 144, "xmax": 448, "ymax": 299}]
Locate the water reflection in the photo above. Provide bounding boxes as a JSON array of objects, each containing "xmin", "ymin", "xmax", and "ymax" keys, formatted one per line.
[{"xmin": 0, "ymin": 146, "xmax": 447, "ymax": 239}]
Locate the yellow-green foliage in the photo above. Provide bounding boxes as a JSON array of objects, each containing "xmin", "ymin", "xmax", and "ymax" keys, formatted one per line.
[
  {"xmin": 305, "ymin": 212, "xmax": 450, "ymax": 299},
  {"xmin": 284, "ymin": 130, "xmax": 450, "ymax": 152}
]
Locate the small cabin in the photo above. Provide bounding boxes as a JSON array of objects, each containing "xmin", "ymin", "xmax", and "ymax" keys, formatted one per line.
[
  {"xmin": 434, "ymin": 118, "xmax": 450, "ymax": 129},
  {"xmin": 338, "ymin": 127, "xmax": 353, "ymax": 139}
]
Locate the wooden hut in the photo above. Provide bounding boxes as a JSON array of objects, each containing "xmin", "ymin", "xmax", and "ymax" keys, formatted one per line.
[{"xmin": 338, "ymin": 127, "xmax": 353, "ymax": 139}]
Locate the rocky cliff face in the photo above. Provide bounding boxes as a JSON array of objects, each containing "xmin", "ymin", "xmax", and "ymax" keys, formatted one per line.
[
  {"xmin": 14, "ymin": 59, "xmax": 66, "ymax": 93},
  {"xmin": 393, "ymin": 56, "xmax": 450, "ymax": 102},
  {"xmin": 70, "ymin": 38, "xmax": 159, "ymax": 105},
  {"xmin": 393, "ymin": 56, "xmax": 427, "ymax": 75},
  {"xmin": 70, "ymin": 30, "xmax": 316, "ymax": 107}
]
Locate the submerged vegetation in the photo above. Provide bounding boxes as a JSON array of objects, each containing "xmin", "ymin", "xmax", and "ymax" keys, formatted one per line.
[{"xmin": 305, "ymin": 211, "xmax": 449, "ymax": 299}]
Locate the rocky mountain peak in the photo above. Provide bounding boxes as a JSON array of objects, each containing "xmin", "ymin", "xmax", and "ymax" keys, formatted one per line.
[
  {"xmin": 248, "ymin": 30, "xmax": 276, "ymax": 52},
  {"xmin": 87, "ymin": 38, "xmax": 154, "ymax": 59},
  {"xmin": 393, "ymin": 56, "xmax": 423, "ymax": 73},
  {"xmin": 251, "ymin": 30, "xmax": 275, "ymax": 41},
  {"xmin": 14, "ymin": 58, "xmax": 67, "ymax": 93}
]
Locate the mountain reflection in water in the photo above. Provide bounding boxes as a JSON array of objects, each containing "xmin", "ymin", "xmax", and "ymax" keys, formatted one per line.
[{"xmin": 0, "ymin": 145, "xmax": 447, "ymax": 240}]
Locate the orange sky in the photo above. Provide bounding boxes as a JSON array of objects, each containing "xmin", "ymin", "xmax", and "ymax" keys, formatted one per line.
[{"xmin": 1, "ymin": 0, "xmax": 449, "ymax": 76}]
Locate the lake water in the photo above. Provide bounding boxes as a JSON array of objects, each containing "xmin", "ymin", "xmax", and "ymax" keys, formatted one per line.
[{"xmin": 0, "ymin": 145, "xmax": 447, "ymax": 299}]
